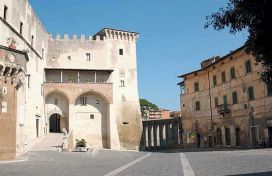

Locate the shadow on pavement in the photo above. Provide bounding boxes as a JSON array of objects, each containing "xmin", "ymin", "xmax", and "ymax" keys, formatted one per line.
[{"xmin": 228, "ymin": 171, "xmax": 272, "ymax": 176}]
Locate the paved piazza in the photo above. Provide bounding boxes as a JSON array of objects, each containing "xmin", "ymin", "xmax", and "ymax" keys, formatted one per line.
[{"xmin": 1, "ymin": 149, "xmax": 272, "ymax": 176}]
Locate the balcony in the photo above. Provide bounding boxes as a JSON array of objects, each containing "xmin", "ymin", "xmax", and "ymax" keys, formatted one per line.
[
  {"xmin": 217, "ymin": 104, "xmax": 230, "ymax": 115},
  {"xmin": 45, "ymin": 69, "xmax": 112, "ymax": 84}
]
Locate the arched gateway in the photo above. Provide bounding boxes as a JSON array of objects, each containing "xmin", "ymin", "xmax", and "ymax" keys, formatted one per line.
[{"xmin": 45, "ymin": 92, "xmax": 69, "ymax": 133}]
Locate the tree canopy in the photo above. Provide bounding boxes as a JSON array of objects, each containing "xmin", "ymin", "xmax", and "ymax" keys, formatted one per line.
[
  {"xmin": 205, "ymin": 0, "xmax": 272, "ymax": 83},
  {"xmin": 139, "ymin": 99, "xmax": 158, "ymax": 110}
]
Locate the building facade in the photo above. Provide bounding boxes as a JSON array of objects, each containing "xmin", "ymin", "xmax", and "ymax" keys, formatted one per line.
[
  {"xmin": 178, "ymin": 47, "xmax": 272, "ymax": 148},
  {"xmin": 0, "ymin": 0, "xmax": 142, "ymax": 160}
]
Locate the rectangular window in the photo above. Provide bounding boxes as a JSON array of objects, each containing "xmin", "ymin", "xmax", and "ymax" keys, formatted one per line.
[
  {"xmin": 194, "ymin": 82, "xmax": 199, "ymax": 92},
  {"xmin": 119, "ymin": 49, "xmax": 123, "ymax": 55},
  {"xmin": 223, "ymin": 95, "xmax": 227, "ymax": 105},
  {"xmin": 119, "ymin": 68, "xmax": 125, "ymax": 77},
  {"xmin": 248, "ymin": 86, "xmax": 254, "ymax": 101},
  {"xmin": 267, "ymin": 82, "xmax": 272, "ymax": 96},
  {"xmin": 221, "ymin": 71, "xmax": 226, "ymax": 83},
  {"xmin": 245, "ymin": 60, "xmax": 252, "ymax": 74},
  {"xmin": 80, "ymin": 97, "xmax": 87, "ymax": 106},
  {"xmin": 54, "ymin": 99, "xmax": 58, "ymax": 105},
  {"xmin": 230, "ymin": 67, "xmax": 235, "ymax": 79},
  {"xmin": 195, "ymin": 101, "xmax": 200, "ymax": 111},
  {"xmin": 120, "ymin": 80, "xmax": 125, "ymax": 87},
  {"xmin": 19, "ymin": 22, "xmax": 23, "ymax": 35},
  {"xmin": 232, "ymin": 91, "xmax": 238, "ymax": 104},
  {"xmin": 86, "ymin": 53, "xmax": 91, "ymax": 61},
  {"xmin": 90, "ymin": 114, "xmax": 94, "ymax": 119},
  {"xmin": 3, "ymin": 5, "xmax": 8, "ymax": 20},
  {"xmin": 215, "ymin": 97, "xmax": 218, "ymax": 107},
  {"xmin": 42, "ymin": 48, "xmax": 44, "ymax": 59},
  {"xmin": 31, "ymin": 35, "xmax": 34, "ymax": 46},
  {"xmin": 213, "ymin": 75, "xmax": 217, "ymax": 86}
]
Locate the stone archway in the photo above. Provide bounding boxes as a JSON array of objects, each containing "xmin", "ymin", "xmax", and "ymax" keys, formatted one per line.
[
  {"xmin": 49, "ymin": 113, "xmax": 67, "ymax": 133},
  {"xmin": 74, "ymin": 91, "xmax": 110, "ymax": 149},
  {"xmin": 45, "ymin": 92, "xmax": 69, "ymax": 133}
]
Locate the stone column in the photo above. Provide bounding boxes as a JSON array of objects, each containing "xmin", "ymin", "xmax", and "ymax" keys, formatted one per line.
[
  {"xmin": 142, "ymin": 124, "xmax": 147, "ymax": 148},
  {"xmin": 221, "ymin": 126, "xmax": 226, "ymax": 146},
  {"xmin": 179, "ymin": 120, "xmax": 183, "ymax": 147},
  {"xmin": 159, "ymin": 124, "xmax": 164, "ymax": 147},
  {"xmin": 166, "ymin": 123, "xmax": 170, "ymax": 147},
  {"xmin": 153, "ymin": 125, "xmax": 158, "ymax": 147},
  {"xmin": 150, "ymin": 126, "xmax": 154, "ymax": 147},
  {"xmin": 173, "ymin": 122, "xmax": 178, "ymax": 145},
  {"xmin": 230, "ymin": 125, "xmax": 236, "ymax": 146},
  {"xmin": 148, "ymin": 124, "xmax": 152, "ymax": 148}
]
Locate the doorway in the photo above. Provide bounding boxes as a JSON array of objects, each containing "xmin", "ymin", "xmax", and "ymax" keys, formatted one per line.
[
  {"xmin": 236, "ymin": 127, "xmax": 240, "ymax": 146},
  {"xmin": 49, "ymin": 114, "xmax": 61, "ymax": 133},
  {"xmin": 268, "ymin": 127, "xmax": 272, "ymax": 147},
  {"xmin": 225, "ymin": 127, "xmax": 231, "ymax": 145}
]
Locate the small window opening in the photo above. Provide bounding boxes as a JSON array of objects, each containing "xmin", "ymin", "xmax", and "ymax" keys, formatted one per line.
[
  {"xmin": 119, "ymin": 49, "xmax": 123, "ymax": 55},
  {"xmin": 4, "ymin": 5, "xmax": 8, "ymax": 20},
  {"xmin": 19, "ymin": 22, "xmax": 23, "ymax": 35},
  {"xmin": 86, "ymin": 53, "xmax": 91, "ymax": 61}
]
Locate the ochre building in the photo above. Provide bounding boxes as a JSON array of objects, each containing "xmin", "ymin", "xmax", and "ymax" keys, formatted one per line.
[{"xmin": 178, "ymin": 46, "xmax": 272, "ymax": 148}]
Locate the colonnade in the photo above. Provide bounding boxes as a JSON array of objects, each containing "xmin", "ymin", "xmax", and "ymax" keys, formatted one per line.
[{"xmin": 141, "ymin": 118, "xmax": 183, "ymax": 150}]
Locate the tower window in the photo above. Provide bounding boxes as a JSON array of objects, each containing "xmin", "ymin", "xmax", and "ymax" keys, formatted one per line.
[
  {"xmin": 42, "ymin": 48, "xmax": 44, "ymax": 59},
  {"xmin": 120, "ymin": 80, "xmax": 125, "ymax": 87},
  {"xmin": 96, "ymin": 100, "xmax": 100, "ymax": 104},
  {"xmin": 3, "ymin": 5, "xmax": 8, "ymax": 20},
  {"xmin": 119, "ymin": 49, "xmax": 123, "ymax": 55},
  {"xmin": 86, "ymin": 53, "xmax": 91, "ymax": 61},
  {"xmin": 31, "ymin": 35, "xmax": 34, "ymax": 46},
  {"xmin": 19, "ymin": 22, "xmax": 23, "ymax": 35}
]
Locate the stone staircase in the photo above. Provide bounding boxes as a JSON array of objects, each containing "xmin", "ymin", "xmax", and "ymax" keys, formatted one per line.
[{"xmin": 31, "ymin": 133, "xmax": 64, "ymax": 151}]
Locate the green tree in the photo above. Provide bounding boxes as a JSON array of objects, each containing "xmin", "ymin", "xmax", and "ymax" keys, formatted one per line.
[
  {"xmin": 205, "ymin": 0, "xmax": 272, "ymax": 83},
  {"xmin": 139, "ymin": 99, "xmax": 158, "ymax": 110}
]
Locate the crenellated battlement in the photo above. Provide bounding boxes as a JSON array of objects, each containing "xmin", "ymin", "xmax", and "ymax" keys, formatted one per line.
[
  {"xmin": 49, "ymin": 34, "xmax": 102, "ymax": 42},
  {"xmin": 49, "ymin": 28, "xmax": 139, "ymax": 42}
]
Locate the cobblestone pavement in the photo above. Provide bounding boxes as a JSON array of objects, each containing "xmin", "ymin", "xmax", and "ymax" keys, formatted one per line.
[
  {"xmin": 1, "ymin": 149, "xmax": 272, "ymax": 176},
  {"xmin": 185, "ymin": 149, "xmax": 272, "ymax": 176}
]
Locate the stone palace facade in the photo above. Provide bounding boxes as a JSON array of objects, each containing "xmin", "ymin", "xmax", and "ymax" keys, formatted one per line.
[{"xmin": 0, "ymin": 0, "xmax": 142, "ymax": 160}]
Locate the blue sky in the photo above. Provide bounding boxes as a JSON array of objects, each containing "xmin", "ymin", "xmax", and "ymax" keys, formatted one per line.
[{"xmin": 29, "ymin": 0, "xmax": 247, "ymax": 111}]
